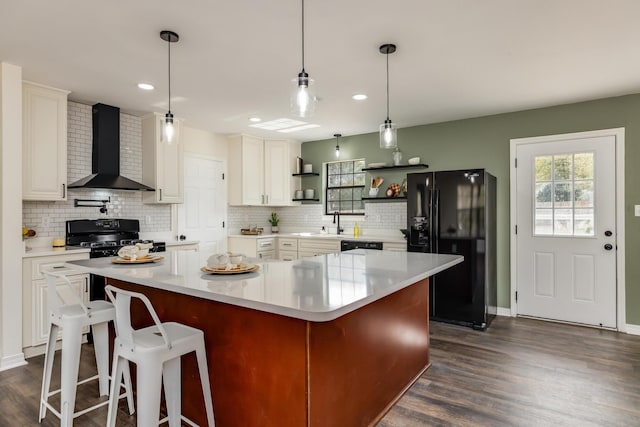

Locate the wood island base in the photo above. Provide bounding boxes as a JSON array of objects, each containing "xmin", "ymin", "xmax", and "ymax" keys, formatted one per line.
[{"xmin": 109, "ymin": 277, "xmax": 430, "ymax": 427}]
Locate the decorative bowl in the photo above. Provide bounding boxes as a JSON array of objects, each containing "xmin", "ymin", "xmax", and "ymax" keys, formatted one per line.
[{"xmin": 408, "ymin": 157, "xmax": 420, "ymax": 165}]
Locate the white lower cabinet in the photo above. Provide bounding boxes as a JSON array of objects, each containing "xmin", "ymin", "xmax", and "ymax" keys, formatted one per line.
[
  {"xmin": 22, "ymin": 253, "xmax": 90, "ymax": 355},
  {"xmin": 278, "ymin": 238, "xmax": 298, "ymax": 260},
  {"xmin": 298, "ymin": 238, "xmax": 341, "ymax": 258},
  {"xmin": 228, "ymin": 236, "xmax": 276, "ymax": 260}
]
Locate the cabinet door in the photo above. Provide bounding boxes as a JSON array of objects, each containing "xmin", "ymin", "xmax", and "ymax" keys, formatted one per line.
[
  {"xmin": 22, "ymin": 82, "xmax": 69, "ymax": 201},
  {"xmin": 142, "ymin": 113, "xmax": 184, "ymax": 204},
  {"xmin": 241, "ymin": 135, "xmax": 265, "ymax": 205},
  {"xmin": 264, "ymin": 140, "xmax": 290, "ymax": 205},
  {"xmin": 33, "ymin": 274, "xmax": 89, "ymax": 346}
]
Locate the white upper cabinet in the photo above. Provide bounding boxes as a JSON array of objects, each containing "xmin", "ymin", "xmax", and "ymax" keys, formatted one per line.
[
  {"xmin": 228, "ymin": 135, "xmax": 300, "ymax": 206},
  {"xmin": 22, "ymin": 81, "xmax": 70, "ymax": 201},
  {"xmin": 142, "ymin": 112, "xmax": 184, "ymax": 204}
]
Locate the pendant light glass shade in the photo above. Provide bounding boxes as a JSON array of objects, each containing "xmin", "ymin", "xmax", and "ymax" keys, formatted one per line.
[
  {"xmin": 334, "ymin": 133, "xmax": 341, "ymax": 158},
  {"xmin": 160, "ymin": 30, "xmax": 179, "ymax": 144},
  {"xmin": 379, "ymin": 43, "xmax": 397, "ymax": 149},
  {"xmin": 291, "ymin": 71, "xmax": 316, "ymax": 118},
  {"xmin": 291, "ymin": 0, "xmax": 316, "ymax": 118},
  {"xmin": 380, "ymin": 119, "xmax": 397, "ymax": 149}
]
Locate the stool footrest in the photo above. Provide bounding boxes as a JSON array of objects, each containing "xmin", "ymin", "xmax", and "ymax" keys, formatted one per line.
[
  {"xmin": 45, "ymin": 374, "xmax": 100, "ymax": 398},
  {"xmin": 158, "ymin": 414, "xmax": 199, "ymax": 427}
]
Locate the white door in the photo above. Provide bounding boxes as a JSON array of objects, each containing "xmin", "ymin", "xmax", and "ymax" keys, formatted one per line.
[
  {"xmin": 177, "ymin": 154, "xmax": 227, "ymax": 261},
  {"xmin": 515, "ymin": 133, "xmax": 617, "ymax": 328}
]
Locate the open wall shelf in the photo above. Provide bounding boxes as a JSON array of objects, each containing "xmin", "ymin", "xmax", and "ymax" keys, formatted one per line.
[{"xmin": 362, "ymin": 163, "xmax": 428, "ymax": 172}]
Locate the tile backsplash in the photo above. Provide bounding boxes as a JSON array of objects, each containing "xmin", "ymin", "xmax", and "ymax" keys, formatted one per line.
[
  {"xmin": 22, "ymin": 101, "xmax": 171, "ymax": 238},
  {"xmin": 227, "ymin": 202, "xmax": 406, "ymax": 235}
]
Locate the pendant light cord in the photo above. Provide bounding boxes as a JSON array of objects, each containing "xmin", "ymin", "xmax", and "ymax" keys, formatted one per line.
[
  {"xmin": 168, "ymin": 37, "xmax": 172, "ymax": 113},
  {"xmin": 386, "ymin": 50, "xmax": 390, "ymax": 120},
  {"xmin": 301, "ymin": 0, "xmax": 305, "ymax": 71}
]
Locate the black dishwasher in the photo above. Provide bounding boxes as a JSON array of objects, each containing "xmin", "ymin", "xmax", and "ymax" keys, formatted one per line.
[{"xmin": 340, "ymin": 240, "xmax": 383, "ymax": 251}]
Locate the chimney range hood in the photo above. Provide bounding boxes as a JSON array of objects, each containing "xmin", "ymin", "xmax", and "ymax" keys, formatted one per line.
[{"xmin": 68, "ymin": 103, "xmax": 154, "ymax": 191}]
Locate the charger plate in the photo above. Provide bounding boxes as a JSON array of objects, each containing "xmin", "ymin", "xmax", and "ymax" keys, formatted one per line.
[
  {"xmin": 112, "ymin": 255, "xmax": 164, "ymax": 264},
  {"xmin": 200, "ymin": 263, "xmax": 260, "ymax": 275}
]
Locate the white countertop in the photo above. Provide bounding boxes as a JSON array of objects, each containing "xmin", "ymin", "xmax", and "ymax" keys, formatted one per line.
[
  {"xmin": 67, "ymin": 250, "xmax": 462, "ymax": 322},
  {"xmin": 23, "ymin": 246, "xmax": 90, "ymax": 258}
]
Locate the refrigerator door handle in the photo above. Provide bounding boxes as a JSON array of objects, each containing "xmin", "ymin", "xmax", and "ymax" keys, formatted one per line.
[{"xmin": 431, "ymin": 189, "xmax": 439, "ymax": 253}]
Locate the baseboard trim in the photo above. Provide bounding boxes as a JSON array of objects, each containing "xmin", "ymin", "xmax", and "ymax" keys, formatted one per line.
[
  {"xmin": 625, "ymin": 324, "xmax": 640, "ymax": 335},
  {"xmin": 496, "ymin": 307, "xmax": 513, "ymax": 317},
  {"xmin": 0, "ymin": 353, "xmax": 27, "ymax": 372}
]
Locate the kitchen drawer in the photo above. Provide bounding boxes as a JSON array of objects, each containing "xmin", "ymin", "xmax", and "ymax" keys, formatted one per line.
[
  {"xmin": 257, "ymin": 237, "xmax": 276, "ymax": 252},
  {"xmin": 279, "ymin": 250, "xmax": 298, "ymax": 261},
  {"xmin": 383, "ymin": 242, "xmax": 407, "ymax": 252},
  {"xmin": 278, "ymin": 238, "xmax": 298, "ymax": 251},
  {"xmin": 31, "ymin": 253, "xmax": 90, "ymax": 280},
  {"xmin": 257, "ymin": 250, "xmax": 276, "ymax": 260},
  {"xmin": 298, "ymin": 239, "xmax": 340, "ymax": 253}
]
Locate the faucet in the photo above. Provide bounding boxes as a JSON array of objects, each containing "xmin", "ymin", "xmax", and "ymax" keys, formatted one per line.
[{"xmin": 333, "ymin": 211, "xmax": 344, "ymax": 235}]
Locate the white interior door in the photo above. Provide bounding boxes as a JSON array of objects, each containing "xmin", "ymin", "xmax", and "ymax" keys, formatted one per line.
[
  {"xmin": 515, "ymin": 133, "xmax": 617, "ymax": 328},
  {"xmin": 177, "ymin": 154, "xmax": 227, "ymax": 260}
]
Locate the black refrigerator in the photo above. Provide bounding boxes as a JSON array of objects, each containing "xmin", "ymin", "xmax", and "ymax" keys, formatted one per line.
[{"xmin": 407, "ymin": 169, "xmax": 497, "ymax": 330}]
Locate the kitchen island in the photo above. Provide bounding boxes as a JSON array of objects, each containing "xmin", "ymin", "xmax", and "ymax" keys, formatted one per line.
[{"xmin": 68, "ymin": 249, "xmax": 462, "ymax": 427}]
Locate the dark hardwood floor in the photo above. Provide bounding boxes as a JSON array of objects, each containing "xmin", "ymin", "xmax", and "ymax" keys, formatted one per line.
[{"xmin": 1, "ymin": 316, "xmax": 639, "ymax": 426}]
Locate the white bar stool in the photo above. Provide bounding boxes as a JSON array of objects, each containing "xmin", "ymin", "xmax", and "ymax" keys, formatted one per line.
[
  {"xmin": 39, "ymin": 272, "xmax": 134, "ymax": 427},
  {"xmin": 105, "ymin": 285, "xmax": 215, "ymax": 427}
]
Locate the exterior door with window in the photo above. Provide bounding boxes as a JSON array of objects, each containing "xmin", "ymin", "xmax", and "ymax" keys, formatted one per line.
[{"xmin": 515, "ymin": 134, "xmax": 616, "ymax": 328}]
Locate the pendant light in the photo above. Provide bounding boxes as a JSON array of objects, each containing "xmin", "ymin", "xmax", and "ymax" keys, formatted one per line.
[
  {"xmin": 379, "ymin": 43, "xmax": 397, "ymax": 149},
  {"xmin": 334, "ymin": 133, "xmax": 342, "ymax": 158},
  {"xmin": 160, "ymin": 30, "xmax": 179, "ymax": 144},
  {"xmin": 291, "ymin": 0, "xmax": 316, "ymax": 118}
]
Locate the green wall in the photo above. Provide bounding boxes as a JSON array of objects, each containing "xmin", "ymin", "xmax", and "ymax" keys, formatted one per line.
[{"xmin": 302, "ymin": 94, "xmax": 640, "ymax": 325}]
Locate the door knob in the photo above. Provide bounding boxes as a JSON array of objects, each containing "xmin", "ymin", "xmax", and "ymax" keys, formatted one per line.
[
  {"xmin": 604, "ymin": 230, "xmax": 613, "ymax": 237},
  {"xmin": 604, "ymin": 243, "xmax": 613, "ymax": 251}
]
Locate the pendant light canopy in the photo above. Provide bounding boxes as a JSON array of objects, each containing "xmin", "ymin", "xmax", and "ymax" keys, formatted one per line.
[
  {"xmin": 334, "ymin": 133, "xmax": 342, "ymax": 158},
  {"xmin": 291, "ymin": 0, "xmax": 316, "ymax": 118},
  {"xmin": 160, "ymin": 30, "xmax": 179, "ymax": 144},
  {"xmin": 379, "ymin": 43, "xmax": 397, "ymax": 149}
]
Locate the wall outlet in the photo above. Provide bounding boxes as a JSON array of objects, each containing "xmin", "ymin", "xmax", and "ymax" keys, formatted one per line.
[
  {"xmin": 41, "ymin": 216, "xmax": 50, "ymax": 227},
  {"xmin": 145, "ymin": 215, "xmax": 152, "ymax": 225},
  {"xmin": 635, "ymin": 205, "xmax": 640, "ymax": 217}
]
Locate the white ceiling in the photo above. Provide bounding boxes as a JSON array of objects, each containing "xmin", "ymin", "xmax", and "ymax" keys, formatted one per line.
[{"xmin": 2, "ymin": 0, "xmax": 640, "ymax": 142}]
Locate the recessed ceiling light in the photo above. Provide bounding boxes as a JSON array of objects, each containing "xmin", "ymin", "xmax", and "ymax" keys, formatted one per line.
[
  {"xmin": 137, "ymin": 83, "xmax": 155, "ymax": 90},
  {"xmin": 249, "ymin": 117, "xmax": 261, "ymax": 122},
  {"xmin": 352, "ymin": 94, "xmax": 368, "ymax": 101}
]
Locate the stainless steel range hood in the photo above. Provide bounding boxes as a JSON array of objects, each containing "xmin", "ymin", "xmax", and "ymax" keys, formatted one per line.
[{"xmin": 68, "ymin": 103, "xmax": 154, "ymax": 191}]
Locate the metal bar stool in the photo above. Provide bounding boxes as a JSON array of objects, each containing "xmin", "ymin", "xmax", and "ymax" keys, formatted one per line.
[
  {"xmin": 39, "ymin": 272, "xmax": 134, "ymax": 426},
  {"xmin": 105, "ymin": 285, "xmax": 215, "ymax": 427}
]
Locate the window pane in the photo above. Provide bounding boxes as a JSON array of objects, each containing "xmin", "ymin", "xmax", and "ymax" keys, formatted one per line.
[
  {"xmin": 328, "ymin": 163, "xmax": 340, "ymax": 175},
  {"xmin": 340, "ymin": 174, "xmax": 354, "ymax": 186},
  {"xmin": 574, "ymin": 209, "xmax": 594, "ymax": 236},
  {"xmin": 574, "ymin": 181, "xmax": 594, "ymax": 207},
  {"xmin": 354, "ymin": 187, "xmax": 363, "ymax": 200},
  {"xmin": 554, "ymin": 182, "xmax": 572, "ymax": 208},
  {"xmin": 340, "ymin": 188, "xmax": 353, "ymax": 200},
  {"xmin": 535, "ymin": 156, "xmax": 552, "ymax": 181},
  {"xmin": 554, "ymin": 208, "xmax": 573, "ymax": 235},
  {"xmin": 353, "ymin": 201, "xmax": 364, "ymax": 211},
  {"xmin": 354, "ymin": 160, "xmax": 365, "ymax": 172},
  {"xmin": 327, "ymin": 189, "xmax": 340, "ymax": 201},
  {"xmin": 535, "ymin": 209, "xmax": 553, "ymax": 235},
  {"xmin": 328, "ymin": 175, "xmax": 340, "ymax": 187},
  {"xmin": 341, "ymin": 161, "xmax": 354, "ymax": 174},
  {"xmin": 535, "ymin": 182, "xmax": 552, "ymax": 208},
  {"xmin": 554, "ymin": 154, "xmax": 572, "ymax": 180},
  {"xmin": 340, "ymin": 201, "xmax": 353, "ymax": 212},
  {"xmin": 574, "ymin": 153, "xmax": 594, "ymax": 179},
  {"xmin": 354, "ymin": 172, "xmax": 366, "ymax": 186},
  {"xmin": 328, "ymin": 201, "xmax": 340, "ymax": 211}
]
